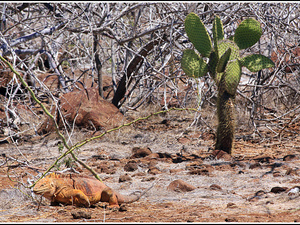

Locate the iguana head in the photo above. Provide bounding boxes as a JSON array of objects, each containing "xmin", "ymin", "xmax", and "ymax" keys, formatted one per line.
[{"xmin": 33, "ymin": 178, "xmax": 56, "ymax": 199}]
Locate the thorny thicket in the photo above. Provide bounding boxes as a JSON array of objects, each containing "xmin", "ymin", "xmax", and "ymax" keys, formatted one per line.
[{"xmin": 0, "ymin": 3, "xmax": 299, "ymax": 158}]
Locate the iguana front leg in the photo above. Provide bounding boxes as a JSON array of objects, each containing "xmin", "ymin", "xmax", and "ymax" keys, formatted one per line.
[
  {"xmin": 55, "ymin": 189, "xmax": 91, "ymax": 207},
  {"xmin": 101, "ymin": 187, "xmax": 120, "ymax": 209}
]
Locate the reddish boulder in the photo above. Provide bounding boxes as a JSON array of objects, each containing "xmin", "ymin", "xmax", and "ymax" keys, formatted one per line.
[
  {"xmin": 38, "ymin": 87, "xmax": 124, "ymax": 133},
  {"xmin": 167, "ymin": 179, "xmax": 196, "ymax": 192}
]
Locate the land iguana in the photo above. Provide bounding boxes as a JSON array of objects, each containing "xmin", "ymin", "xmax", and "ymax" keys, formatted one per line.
[{"xmin": 33, "ymin": 172, "xmax": 153, "ymax": 208}]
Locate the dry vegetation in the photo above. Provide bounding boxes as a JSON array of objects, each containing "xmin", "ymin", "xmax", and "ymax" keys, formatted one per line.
[{"xmin": 0, "ymin": 2, "xmax": 299, "ymax": 222}]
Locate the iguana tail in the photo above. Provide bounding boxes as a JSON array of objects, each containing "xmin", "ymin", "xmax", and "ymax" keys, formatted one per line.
[{"xmin": 116, "ymin": 181, "xmax": 156, "ymax": 204}]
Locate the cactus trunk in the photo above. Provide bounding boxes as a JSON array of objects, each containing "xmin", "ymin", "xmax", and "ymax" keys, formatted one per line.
[{"xmin": 215, "ymin": 89, "xmax": 235, "ymax": 154}]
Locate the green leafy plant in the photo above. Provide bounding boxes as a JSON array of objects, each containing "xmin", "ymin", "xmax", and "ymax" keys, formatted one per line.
[{"xmin": 181, "ymin": 13, "xmax": 275, "ymax": 154}]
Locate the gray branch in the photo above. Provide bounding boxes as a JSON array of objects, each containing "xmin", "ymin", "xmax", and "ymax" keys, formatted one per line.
[{"xmin": 1, "ymin": 21, "xmax": 66, "ymax": 54}]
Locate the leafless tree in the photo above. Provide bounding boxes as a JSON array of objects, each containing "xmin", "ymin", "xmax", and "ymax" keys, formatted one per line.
[{"xmin": 0, "ymin": 2, "xmax": 299, "ymax": 147}]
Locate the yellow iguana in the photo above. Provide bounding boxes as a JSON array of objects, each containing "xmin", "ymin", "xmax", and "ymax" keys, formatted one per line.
[{"xmin": 33, "ymin": 172, "xmax": 152, "ymax": 208}]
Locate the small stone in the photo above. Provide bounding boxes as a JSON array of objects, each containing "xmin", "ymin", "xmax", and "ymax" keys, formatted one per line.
[
  {"xmin": 167, "ymin": 179, "xmax": 196, "ymax": 192},
  {"xmin": 273, "ymin": 171, "xmax": 282, "ymax": 177},
  {"xmin": 270, "ymin": 186, "xmax": 288, "ymax": 193},
  {"xmin": 255, "ymin": 190, "xmax": 266, "ymax": 196},
  {"xmin": 210, "ymin": 184, "xmax": 222, "ymax": 191},
  {"xmin": 148, "ymin": 166, "xmax": 161, "ymax": 175},
  {"xmin": 124, "ymin": 161, "xmax": 138, "ymax": 172},
  {"xmin": 288, "ymin": 186, "xmax": 300, "ymax": 196},
  {"xmin": 226, "ymin": 202, "xmax": 237, "ymax": 208},
  {"xmin": 71, "ymin": 210, "xmax": 91, "ymax": 219},
  {"xmin": 119, "ymin": 204, "xmax": 127, "ymax": 212},
  {"xmin": 119, "ymin": 174, "xmax": 132, "ymax": 183},
  {"xmin": 283, "ymin": 154, "xmax": 297, "ymax": 161},
  {"xmin": 131, "ymin": 147, "xmax": 152, "ymax": 158},
  {"xmin": 225, "ymin": 217, "xmax": 238, "ymax": 222}
]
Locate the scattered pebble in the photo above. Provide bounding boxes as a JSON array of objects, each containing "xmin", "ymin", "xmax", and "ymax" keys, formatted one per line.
[
  {"xmin": 288, "ymin": 187, "xmax": 300, "ymax": 196},
  {"xmin": 148, "ymin": 166, "xmax": 161, "ymax": 175},
  {"xmin": 226, "ymin": 202, "xmax": 237, "ymax": 208},
  {"xmin": 119, "ymin": 174, "xmax": 132, "ymax": 183},
  {"xmin": 225, "ymin": 217, "xmax": 238, "ymax": 222},
  {"xmin": 209, "ymin": 184, "xmax": 222, "ymax": 191},
  {"xmin": 71, "ymin": 210, "xmax": 91, "ymax": 219},
  {"xmin": 124, "ymin": 161, "xmax": 138, "ymax": 172},
  {"xmin": 270, "ymin": 186, "xmax": 288, "ymax": 193},
  {"xmin": 131, "ymin": 147, "xmax": 152, "ymax": 158},
  {"xmin": 167, "ymin": 179, "xmax": 196, "ymax": 192},
  {"xmin": 283, "ymin": 154, "xmax": 297, "ymax": 161},
  {"xmin": 119, "ymin": 204, "xmax": 128, "ymax": 212},
  {"xmin": 273, "ymin": 171, "xmax": 282, "ymax": 177}
]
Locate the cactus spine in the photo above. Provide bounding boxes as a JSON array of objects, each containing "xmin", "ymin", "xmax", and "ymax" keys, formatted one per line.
[{"xmin": 181, "ymin": 13, "xmax": 274, "ymax": 154}]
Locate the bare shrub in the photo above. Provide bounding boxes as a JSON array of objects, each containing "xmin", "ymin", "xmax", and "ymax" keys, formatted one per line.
[{"xmin": 0, "ymin": 2, "xmax": 299, "ymax": 151}]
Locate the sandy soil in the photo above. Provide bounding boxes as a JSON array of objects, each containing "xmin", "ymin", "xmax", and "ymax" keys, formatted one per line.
[{"xmin": 0, "ymin": 109, "xmax": 300, "ymax": 223}]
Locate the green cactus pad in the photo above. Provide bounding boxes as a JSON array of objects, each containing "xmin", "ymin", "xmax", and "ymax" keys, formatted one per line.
[
  {"xmin": 215, "ymin": 72, "xmax": 223, "ymax": 87},
  {"xmin": 222, "ymin": 60, "xmax": 242, "ymax": 95},
  {"xmin": 208, "ymin": 50, "xmax": 219, "ymax": 76},
  {"xmin": 213, "ymin": 15, "xmax": 224, "ymax": 51},
  {"xmin": 181, "ymin": 49, "xmax": 208, "ymax": 78},
  {"xmin": 241, "ymin": 54, "xmax": 275, "ymax": 72},
  {"xmin": 184, "ymin": 12, "xmax": 212, "ymax": 57},
  {"xmin": 218, "ymin": 40, "xmax": 240, "ymax": 60},
  {"xmin": 234, "ymin": 18, "xmax": 262, "ymax": 49},
  {"xmin": 217, "ymin": 48, "xmax": 231, "ymax": 73}
]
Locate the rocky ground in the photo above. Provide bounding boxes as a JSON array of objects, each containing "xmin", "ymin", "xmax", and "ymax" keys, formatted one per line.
[{"xmin": 0, "ymin": 108, "xmax": 300, "ymax": 223}]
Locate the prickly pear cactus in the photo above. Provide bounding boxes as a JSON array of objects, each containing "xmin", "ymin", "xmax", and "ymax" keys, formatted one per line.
[
  {"xmin": 181, "ymin": 13, "xmax": 275, "ymax": 154},
  {"xmin": 234, "ymin": 18, "xmax": 262, "ymax": 49},
  {"xmin": 181, "ymin": 49, "xmax": 208, "ymax": 78},
  {"xmin": 184, "ymin": 12, "xmax": 212, "ymax": 57},
  {"xmin": 241, "ymin": 54, "xmax": 275, "ymax": 72}
]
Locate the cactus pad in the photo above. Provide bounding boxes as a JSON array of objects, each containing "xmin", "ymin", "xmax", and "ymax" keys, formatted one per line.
[
  {"xmin": 217, "ymin": 48, "xmax": 231, "ymax": 73},
  {"xmin": 184, "ymin": 12, "xmax": 212, "ymax": 57},
  {"xmin": 234, "ymin": 18, "xmax": 262, "ymax": 49},
  {"xmin": 218, "ymin": 40, "xmax": 240, "ymax": 60},
  {"xmin": 241, "ymin": 54, "xmax": 275, "ymax": 72},
  {"xmin": 213, "ymin": 15, "xmax": 224, "ymax": 52},
  {"xmin": 181, "ymin": 49, "xmax": 208, "ymax": 78},
  {"xmin": 222, "ymin": 60, "xmax": 241, "ymax": 95},
  {"xmin": 208, "ymin": 50, "xmax": 219, "ymax": 76}
]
